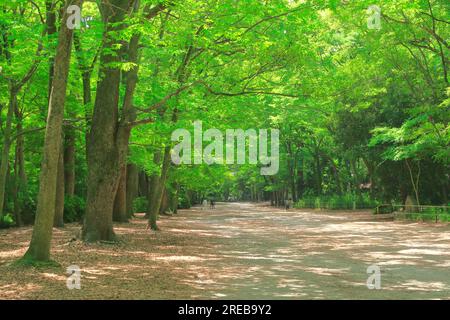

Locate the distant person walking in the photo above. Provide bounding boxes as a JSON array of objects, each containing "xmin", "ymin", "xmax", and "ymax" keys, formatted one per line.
[
  {"xmin": 210, "ymin": 199, "xmax": 215, "ymax": 209},
  {"xmin": 202, "ymin": 199, "xmax": 208, "ymax": 210}
]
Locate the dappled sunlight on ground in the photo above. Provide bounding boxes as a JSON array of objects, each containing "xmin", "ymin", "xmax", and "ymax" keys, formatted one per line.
[{"xmin": 0, "ymin": 202, "xmax": 450, "ymax": 299}]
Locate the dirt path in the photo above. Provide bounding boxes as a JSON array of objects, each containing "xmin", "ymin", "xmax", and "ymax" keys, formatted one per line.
[{"xmin": 1, "ymin": 202, "xmax": 450, "ymax": 299}]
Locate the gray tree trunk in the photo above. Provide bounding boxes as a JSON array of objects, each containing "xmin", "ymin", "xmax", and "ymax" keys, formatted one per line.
[
  {"xmin": 23, "ymin": 0, "xmax": 79, "ymax": 262},
  {"xmin": 147, "ymin": 146, "xmax": 171, "ymax": 230},
  {"xmin": 126, "ymin": 163, "xmax": 138, "ymax": 218},
  {"xmin": 63, "ymin": 126, "xmax": 75, "ymax": 197},
  {"xmin": 54, "ymin": 141, "xmax": 65, "ymax": 227},
  {"xmin": 113, "ymin": 165, "xmax": 128, "ymax": 222},
  {"xmin": 82, "ymin": 0, "xmax": 139, "ymax": 241}
]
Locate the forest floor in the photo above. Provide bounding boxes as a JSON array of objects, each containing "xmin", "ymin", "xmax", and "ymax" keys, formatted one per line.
[{"xmin": 1, "ymin": 202, "xmax": 450, "ymax": 299}]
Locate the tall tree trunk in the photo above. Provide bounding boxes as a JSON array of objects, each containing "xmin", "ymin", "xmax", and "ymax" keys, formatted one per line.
[
  {"xmin": 82, "ymin": 0, "xmax": 137, "ymax": 242},
  {"xmin": 285, "ymin": 142, "xmax": 297, "ymax": 202},
  {"xmin": 159, "ymin": 186, "xmax": 169, "ymax": 214},
  {"xmin": 63, "ymin": 126, "xmax": 75, "ymax": 196},
  {"xmin": 46, "ymin": 0, "xmax": 57, "ymax": 99},
  {"xmin": 22, "ymin": 0, "xmax": 79, "ymax": 262},
  {"xmin": 0, "ymin": 89, "xmax": 17, "ymax": 219},
  {"xmin": 296, "ymin": 161, "xmax": 304, "ymax": 199},
  {"xmin": 147, "ymin": 146, "xmax": 171, "ymax": 230},
  {"xmin": 73, "ymin": 32, "xmax": 93, "ymax": 147},
  {"xmin": 3, "ymin": 162, "xmax": 11, "ymax": 214},
  {"xmin": 10, "ymin": 76, "xmax": 29, "ymax": 227},
  {"xmin": 138, "ymin": 170, "xmax": 149, "ymax": 197},
  {"xmin": 144, "ymin": 173, "xmax": 157, "ymax": 219},
  {"xmin": 112, "ymin": 30, "xmax": 142, "ymax": 222},
  {"xmin": 314, "ymin": 152, "xmax": 322, "ymax": 195},
  {"xmin": 287, "ymin": 159, "xmax": 297, "ymax": 202},
  {"xmin": 12, "ymin": 180, "xmax": 23, "ymax": 227},
  {"xmin": 405, "ymin": 159, "xmax": 421, "ymax": 207},
  {"xmin": 54, "ymin": 141, "xmax": 65, "ymax": 227},
  {"xmin": 146, "ymin": 152, "xmax": 161, "ymax": 226},
  {"xmin": 126, "ymin": 163, "xmax": 138, "ymax": 218},
  {"xmin": 13, "ymin": 114, "xmax": 26, "ymax": 227},
  {"xmin": 113, "ymin": 165, "xmax": 128, "ymax": 222}
]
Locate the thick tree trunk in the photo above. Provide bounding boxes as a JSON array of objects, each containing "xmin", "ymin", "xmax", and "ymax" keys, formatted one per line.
[
  {"xmin": 82, "ymin": 0, "xmax": 137, "ymax": 242},
  {"xmin": 23, "ymin": 0, "xmax": 78, "ymax": 262},
  {"xmin": 54, "ymin": 142, "xmax": 65, "ymax": 227},
  {"xmin": 83, "ymin": 172, "xmax": 118, "ymax": 242},
  {"xmin": 126, "ymin": 163, "xmax": 138, "ymax": 218},
  {"xmin": 83, "ymin": 110, "xmax": 121, "ymax": 242},
  {"xmin": 113, "ymin": 165, "xmax": 128, "ymax": 222}
]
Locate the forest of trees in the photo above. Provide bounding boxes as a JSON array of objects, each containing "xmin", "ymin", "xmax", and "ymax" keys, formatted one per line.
[{"xmin": 0, "ymin": 0, "xmax": 448, "ymax": 263}]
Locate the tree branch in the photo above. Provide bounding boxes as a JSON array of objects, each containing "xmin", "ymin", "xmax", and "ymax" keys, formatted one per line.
[{"xmin": 197, "ymin": 80, "xmax": 305, "ymax": 98}]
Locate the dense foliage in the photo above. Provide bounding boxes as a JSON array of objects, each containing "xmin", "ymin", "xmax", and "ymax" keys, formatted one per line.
[{"xmin": 0, "ymin": 0, "xmax": 448, "ymax": 260}]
